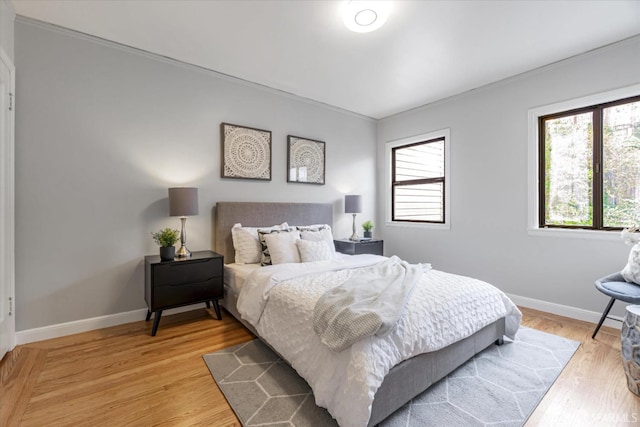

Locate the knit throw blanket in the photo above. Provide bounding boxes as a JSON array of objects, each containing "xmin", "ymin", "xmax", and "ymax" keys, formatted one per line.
[{"xmin": 313, "ymin": 256, "xmax": 429, "ymax": 352}]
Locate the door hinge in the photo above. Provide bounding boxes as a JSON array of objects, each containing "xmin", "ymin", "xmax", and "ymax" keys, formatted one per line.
[
  {"xmin": 8, "ymin": 297, "xmax": 12, "ymax": 316},
  {"xmin": 9, "ymin": 92, "xmax": 13, "ymax": 111}
]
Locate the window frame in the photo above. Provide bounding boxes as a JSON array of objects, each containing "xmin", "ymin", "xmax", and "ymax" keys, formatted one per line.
[
  {"xmin": 528, "ymin": 84, "xmax": 640, "ymax": 240},
  {"xmin": 386, "ymin": 129, "xmax": 450, "ymax": 230}
]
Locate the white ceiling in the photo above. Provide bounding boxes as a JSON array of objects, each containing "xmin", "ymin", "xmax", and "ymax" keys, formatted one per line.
[{"xmin": 11, "ymin": 0, "xmax": 640, "ymax": 119}]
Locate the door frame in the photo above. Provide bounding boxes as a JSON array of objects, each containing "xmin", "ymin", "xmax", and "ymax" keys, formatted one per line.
[{"xmin": 0, "ymin": 46, "xmax": 15, "ymax": 359}]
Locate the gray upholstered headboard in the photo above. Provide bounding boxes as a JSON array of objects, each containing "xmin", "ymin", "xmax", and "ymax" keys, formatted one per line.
[{"xmin": 214, "ymin": 202, "xmax": 333, "ymax": 263}]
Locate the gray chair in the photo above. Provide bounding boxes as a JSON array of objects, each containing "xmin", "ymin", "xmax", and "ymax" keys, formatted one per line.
[{"xmin": 592, "ymin": 272, "xmax": 640, "ymax": 338}]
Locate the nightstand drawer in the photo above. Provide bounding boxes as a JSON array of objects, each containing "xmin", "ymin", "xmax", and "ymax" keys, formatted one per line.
[
  {"xmin": 153, "ymin": 258, "xmax": 220, "ymax": 286},
  {"xmin": 154, "ymin": 277, "xmax": 222, "ymax": 308},
  {"xmin": 355, "ymin": 240, "xmax": 380, "ymax": 250},
  {"xmin": 334, "ymin": 239, "xmax": 383, "ymax": 256}
]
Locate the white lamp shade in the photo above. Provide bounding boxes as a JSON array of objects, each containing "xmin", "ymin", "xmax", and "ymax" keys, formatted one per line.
[
  {"xmin": 345, "ymin": 195, "xmax": 362, "ymax": 214},
  {"xmin": 168, "ymin": 187, "xmax": 199, "ymax": 217}
]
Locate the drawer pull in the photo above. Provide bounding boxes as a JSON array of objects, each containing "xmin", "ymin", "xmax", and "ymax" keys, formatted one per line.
[
  {"xmin": 167, "ymin": 259, "xmax": 212, "ymax": 267},
  {"xmin": 165, "ymin": 277, "xmax": 217, "ymax": 287}
]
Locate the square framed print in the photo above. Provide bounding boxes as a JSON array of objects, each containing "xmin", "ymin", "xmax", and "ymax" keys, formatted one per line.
[
  {"xmin": 221, "ymin": 123, "xmax": 272, "ymax": 181},
  {"xmin": 287, "ymin": 135, "xmax": 325, "ymax": 185}
]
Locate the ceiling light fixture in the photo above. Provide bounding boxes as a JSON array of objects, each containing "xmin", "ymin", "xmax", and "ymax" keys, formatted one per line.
[{"xmin": 342, "ymin": 1, "xmax": 392, "ymax": 33}]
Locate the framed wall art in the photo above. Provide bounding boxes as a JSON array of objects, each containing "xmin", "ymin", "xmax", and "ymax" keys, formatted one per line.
[
  {"xmin": 287, "ymin": 135, "xmax": 326, "ymax": 185},
  {"xmin": 221, "ymin": 123, "xmax": 272, "ymax": 181}
]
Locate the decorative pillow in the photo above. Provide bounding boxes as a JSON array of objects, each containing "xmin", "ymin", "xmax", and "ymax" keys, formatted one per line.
[
  {"xmin": 622, "ymin": 243, "xmax": 640, "ymax": 284},
  {"xmin": 231, "ymin": 222, "xmax": 288, "ymax": 264},
  {"xmin": 258, "ymin": 227, "xmax": 299, "ymax": 265},
  {"xmin": 298, "ymin": 226, "xmax": 335, "ymax": 255},
  {"xmin": 297, "ymin": 224, "xmax": 332, "ymax": 232},
  {"xmin": 264, "ymin": 231, "xmax": 301, "ymax": 265},
  {"xmin": 297, "ymin": 239, "xmax": 333, "ymax": 262}
]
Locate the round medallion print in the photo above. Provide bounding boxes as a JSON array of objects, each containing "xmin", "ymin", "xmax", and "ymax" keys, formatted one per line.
[{"xmin": 224, "ymin": 125, "xmax": 271, "ymax": 180}]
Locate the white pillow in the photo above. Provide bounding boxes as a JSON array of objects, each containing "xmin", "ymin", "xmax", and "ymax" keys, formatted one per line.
[
  {"xmin": 231, "ymin": 222, "xmax": 288, "ymax": 264},
  {"xmin": 622, "ymin": 243, "xmax": 640, "ymax": 284},
  {"xmin": 264, "ymin": 230, "xmax": 301, "ymax": 265},
  {"xmin": 258, "ymin": 227, "xmax": 298, "ymax": 265},
  {"xmin": 299, "ymin": 227, "xmax": 335, "ymax": 255},
  {"xmin": 297, "ymin": 239, "xmax": 333, "ymax": 262}
]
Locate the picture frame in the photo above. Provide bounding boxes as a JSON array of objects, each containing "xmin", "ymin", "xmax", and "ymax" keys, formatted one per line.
[
  {"xmin": 287, "ymin": 135, "xmax": 326, "ymax": 185},
  {"xmin": 221, "ymin": 123, "xmax": 272, "ymax": 181}
]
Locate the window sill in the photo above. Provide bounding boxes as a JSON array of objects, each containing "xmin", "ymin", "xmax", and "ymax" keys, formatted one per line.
[
  {"xmin": 528, "ymin": 227, "xmax": 622, "ymax": 241},
  {"xmin": 386, "ymin": 221, "xmax": 450, "ymax": 231}
]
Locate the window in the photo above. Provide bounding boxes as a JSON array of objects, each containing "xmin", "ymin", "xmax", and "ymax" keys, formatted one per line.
[
  {"xmin": 539, "ymin": 95, "xmax": 640, "ymax": 230},
  {"xmin": 391, "ymin": 136, "xmax": 446, "ymax": 223}
]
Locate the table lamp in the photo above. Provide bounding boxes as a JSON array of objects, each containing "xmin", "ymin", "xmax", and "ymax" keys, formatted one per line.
[
  {"xmin": 168, "ymin": 187, "xmax": 199, "ymax": 258},
  {"xmin": 345, "ymin": 194, "xmax": 362, "ymax": 241}
]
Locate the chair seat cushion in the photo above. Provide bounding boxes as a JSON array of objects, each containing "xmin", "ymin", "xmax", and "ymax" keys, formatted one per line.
[{"xmin": 597, "ymin": 280, "xmax": 640, "ymax": 303}]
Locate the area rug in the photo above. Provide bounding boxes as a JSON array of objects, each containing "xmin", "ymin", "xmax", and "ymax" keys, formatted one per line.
[{"xmin": 203, "ymin": 327, "xmax": 580, "ymax": 426}]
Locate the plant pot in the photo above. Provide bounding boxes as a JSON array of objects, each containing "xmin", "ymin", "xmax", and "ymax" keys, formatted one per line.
[
  {"xmin": 363, "ymin": 231, "xmax": 372, "ymax": 239},
  {"xmin": 160, "ymin": 246, "xmax": 175, "ymax": 261}
]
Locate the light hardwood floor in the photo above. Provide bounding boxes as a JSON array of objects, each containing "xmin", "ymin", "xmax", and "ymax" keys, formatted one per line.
[{"xmin": 1, "ymin": 306, "xmax": 638, "ymax": 426}]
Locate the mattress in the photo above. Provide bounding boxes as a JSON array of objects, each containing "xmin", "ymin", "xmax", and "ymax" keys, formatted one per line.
[{"xmin": 223, "ymin": 263, "xmax": 260, "ymax": 294}]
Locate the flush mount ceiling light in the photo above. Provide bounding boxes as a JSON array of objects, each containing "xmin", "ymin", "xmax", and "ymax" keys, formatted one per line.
[{"xmin": 342, "ymin": 1, "xmax": 392, "ymax": 33}]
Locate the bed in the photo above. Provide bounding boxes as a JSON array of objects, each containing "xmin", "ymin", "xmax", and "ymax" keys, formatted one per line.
[{"xmin": 214, "ymin": 201, "xmax": 520, "ymax": 426}]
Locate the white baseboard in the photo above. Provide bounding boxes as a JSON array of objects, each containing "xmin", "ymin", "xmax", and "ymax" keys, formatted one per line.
[
  {"xmin": 15, "ymin": 304, "xmax": 209, "ymax": 345},
  {"xmin": 507, "ymin": 293, "xmax": 623, "ymax": 330},
  {"xmin": 15, "ymin": 295, "xmax": 620, "ymax": 345}
]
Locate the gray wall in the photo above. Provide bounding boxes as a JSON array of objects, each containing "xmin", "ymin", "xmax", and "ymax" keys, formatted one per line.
[
  {"xmin": 14, "ymin": 19, "xmax": 377, "ymax": 331},
  {"xmin": 377, "ymin": 35, "xmax": 640, "ymax": 318},
  {"xmin": 0, "ymin": 1, "xmax": 14, "ymax": 60}
]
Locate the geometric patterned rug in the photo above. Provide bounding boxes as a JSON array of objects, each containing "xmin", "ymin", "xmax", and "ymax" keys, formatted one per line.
[{"xmin": 203, "ymin": 327, "xmax": 580, "ymax": 426}]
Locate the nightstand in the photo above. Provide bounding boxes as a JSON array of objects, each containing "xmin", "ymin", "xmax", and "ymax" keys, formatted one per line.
[
  {"xmin": 144, "ymin": 250, "xmax": 223, "ymax": 336},
  {"xmin": 334, "ymin": 239, "xmax": 384, "ymax": 256}
]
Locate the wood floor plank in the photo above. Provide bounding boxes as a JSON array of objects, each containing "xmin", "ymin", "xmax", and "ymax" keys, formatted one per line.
[
  {"xmin": 0, "ymin": 346, "xmax": 48, "ymax": 427},
  {"xmin": 1, "ymin": 306, "xmax": 639, "ymax": 426}
]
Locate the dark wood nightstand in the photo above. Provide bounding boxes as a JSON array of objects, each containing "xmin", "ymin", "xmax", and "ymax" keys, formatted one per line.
[
  {"xmin": 334, "ymin": 239, "xmax": 384, "ymax": 256},
  {"xmin": 144, "ymin": 250, "xmax": 223, "ymax": 336}
]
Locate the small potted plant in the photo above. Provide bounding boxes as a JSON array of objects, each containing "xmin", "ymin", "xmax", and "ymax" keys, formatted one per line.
[
  {"xmin": 362, "ymin": 220, "xmax": 373, "ymax": 239},
  {"xmin": 152, "ymin": 228, "xmax": 180, "ymax": 261}
]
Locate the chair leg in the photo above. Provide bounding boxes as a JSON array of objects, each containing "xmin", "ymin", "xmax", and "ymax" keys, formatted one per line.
[{"xmin": 592, "ymin": 297, "xmax": 616, "ymax": 339}]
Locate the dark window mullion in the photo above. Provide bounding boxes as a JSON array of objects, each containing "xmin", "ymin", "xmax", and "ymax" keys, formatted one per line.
[
  {"xmin": 538, "ymin": 117, "xmax": 547, "ymax": 228},
  {"xmin": 393, "ymin": 177, "xmax": 444, "ymax": 187},
  {"xmin": 593, "ymin": 107, "xmax": 603, "ymax": 230},
  {"xmin": 392, "ymin": 147, "xmax": 397, "ymax": 221}
]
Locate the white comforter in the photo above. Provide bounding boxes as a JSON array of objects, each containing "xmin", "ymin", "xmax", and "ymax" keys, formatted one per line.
[{"xmin": 237, "ymin": 255, "xmax": 522, "ymax": 427}]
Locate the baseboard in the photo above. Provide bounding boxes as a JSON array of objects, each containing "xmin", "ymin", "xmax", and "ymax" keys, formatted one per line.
[
  {"xmin": 507, "ymin": 293, "xmax": 623, "ymax": 330},
  {"xmin": 15, "ymin": 304, "xmax": 208, "ymax": 345},
  {"xmin": 16, "ymin": 295, "xmax": 620, "ymax": 345}
]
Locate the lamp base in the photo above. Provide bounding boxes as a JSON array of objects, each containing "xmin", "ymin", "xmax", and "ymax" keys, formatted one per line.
[
  {"xmin": 175, "ymin": 244, "xmax": 191, "ymax": 258},
  {"xmin": 176, "ymin": 216, "xmax": 191, "ymax": 258},
  {"xmin": 349, "ymin": 213, "xmax": 359, "ymax": 241}
]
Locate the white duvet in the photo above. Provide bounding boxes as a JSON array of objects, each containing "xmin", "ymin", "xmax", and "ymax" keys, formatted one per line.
[{"xmin": 237, "ymin": 255, "xmax": 522, "ymax": 427}]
